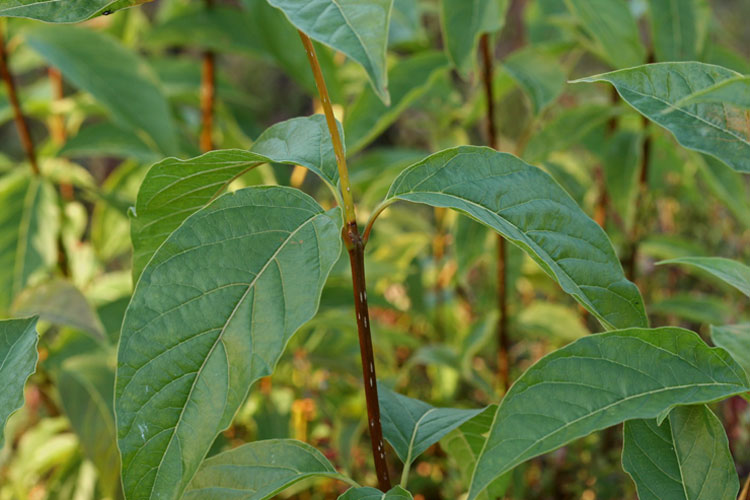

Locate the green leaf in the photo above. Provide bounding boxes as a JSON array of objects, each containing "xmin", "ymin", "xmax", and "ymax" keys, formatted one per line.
[
  {"xmin": 184, "ymin": 439, "xmax": 350, "ymax": 500},
  {"xmin": 11, "ymin": 280, "xmax": 105, "ymax": 339},
  {"xmin": 468, "ymin": 327, "xmax": 750, "ymax": 499},
  {"xmin": 573, "ymin": 62, "xmax": 750, "ymax": 173},
  {"xmin": 564, "ymin": 0, "xmax": 645, "ymax": 69},
  {"xmin": 116, "ymin": 186, "xmax": 342, "ymax": 500},
  {"xmin": 440, "ymin": 406, "xmax": 509, "ymax": 500},
  {"xmin": 659, "ymin": 256, "xmax": 750, "ymax": 298},
  {"xmin": 648, "ymin": 0, "xmax": 710, "ymax": 62},
  {"xmin": 267, "ymin": 0, "xmax": 394, "ymax": 104},
  {"xmin": 503, "ymin": 47, "xmax": 566, "ymax": 115},
  {"xmin": 60, "ymin": 123, "xmax": 159, "ymax": 163},
  {"xmin": 602, "ymin": 131, "xmax": 641, "ymax": 231},
  {"xmin": 130, "ymin": 115, "xmax": 341, "ymax": 282},
  {"xmin": 439, "ymin": 0, "xmax": 507, "ymax": 75},
  {"xmin": 24, "ymin": 24, "xmax": 178, "ymax": 156},
  {"xmin": 378, "ymin": 383, "xmax": 484, "ymax": 467},
  {"xmin": 339, "ymin": 486, "xmax": 413, "ymax": 500},
  {"xmin": 0, "ymin": 0, "xmax": 152, "ymax": 22},
  {"xmin": 674, "ymin": 76, "xmax": 750, "ymax": 109},
  {"xmin": 384, "ymin": 146, "xmax": 646, "ymax": 330},
  {"xmin": 516, "ymin": 301, "xmax": 589, "ymax": 344},
  {"xmin": 0, "ymin": 317, "xmax": 38, "ymax": 448},
  {"xmin": 58, "ymin": 353, "xmax": 120, "ymax": 497},
  {"xmin": 0, "ymin": 170, "xmax": 59, "ymax": 314},
  {"xmin": 698, "ymin": 155, "xmax": 750, "ymax": 229},
  {"xmin": 345, "ymin": 51, "xmax": 449, "ymax": 154},
  {"xmin": 623, "ymin": 405, "xmax": 738, "ymax": 500},
  {"xmin": 711, "ymin": 324, "xmax": 750, "ymax": 376}
]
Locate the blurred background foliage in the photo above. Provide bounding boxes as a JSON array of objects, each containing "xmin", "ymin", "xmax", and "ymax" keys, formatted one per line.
[{"xmin": 0, "ymin": 0, "xmax": 749, "ymax": 498}]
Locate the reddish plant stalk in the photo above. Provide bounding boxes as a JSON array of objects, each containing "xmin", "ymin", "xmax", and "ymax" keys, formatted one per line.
[
  {"xmin": 0, "ymin": 26, "xmax": 39, "ymax": 175},
  {"xmin": 480, "ymin": 33, "xmax": 510, "ymax": 391},
  {"xmin": 298, "ymin": 30, "xmax": 391, "ymax": 491},
  {"xmin": 200, "ymin": 0, "xmax": 216, "ymax": 152}
]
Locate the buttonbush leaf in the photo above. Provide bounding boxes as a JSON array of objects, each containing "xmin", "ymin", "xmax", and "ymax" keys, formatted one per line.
[
  {"xmin": 24, "ymin": 24, "xmax": 178, "ymax": 156},
  {"xmin": 675, "ymin": 76, "xmax": 750, "ymax": 109},
  {"xmin": 0, "ymin": 0, "xmax": 152, "ymax": 22},
  {"xmin": 573, "ymin": 62, "xmax": 750, "ymax": 172},
  {"xmin": 711, "ymin": 324, "xmax": 750, "ymax": 376},
  {"xmin": 439, "ymin": 0, "xmax": 507, "ymax": 75},
  {"xmin": 503, "ymin": 47, "xmax": 566, "ymax": 115},
  {"xmin": 116, "ymin": 186, "xmax": 342, "ymax": 500},
  {"xmin": 623, "ymin": 405, "xmax": 738, "ymax": 500},
  {"xmin": 267, "ymin": 0, "xmax": 394, "ymax": 104},
  {"xmin": 468, "ymin": 327, "xmax": 750, "ymax": 499},
  {"xmin": 659, "ymin": 256, "xmax": 750, "ymax": 298},
  {"xmin": 339, "ymin": 486, "xmax": 413, "ymax": 500},
  {"xmin": 0, "ymin": 317, "xmax": 38, "ymax": 447},
  {"xmin": 378, "ymin": 383, "xmax": 484, "ymax": 465},
  {"xmin": 648, "ymin": 0, "xmax": 710, "ymax": 62},
  {"xmin": 130, "ymin": 115, "xmax": 341, "ymax": 282},
  {"xmin": 384, "ymin": 146, "xmax": 646, "ymax": 330},
  {"xmin": 184, "ymin": 439, "xmax": 349, "ymax": 500}
]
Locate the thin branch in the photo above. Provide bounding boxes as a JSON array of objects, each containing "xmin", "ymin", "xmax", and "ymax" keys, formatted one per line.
[{"xmin": 200, "ymin": 0, "xmax": 216, "ymax": 152}]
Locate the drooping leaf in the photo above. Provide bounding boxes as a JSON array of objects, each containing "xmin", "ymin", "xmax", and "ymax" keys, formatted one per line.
[
  {"xmin": 659, "ymin": 256, "xmax": 750, "ymax": 298},
  {"xmin": 378, "ymin": 383, "xmax": 484, "ymax": 466},
  {"xmin": 0, "ymin": 170, "xmax": 59, "ymax": 314},
  {"xmin": 184, "ymin": 439, "xmax": 350, "ymax": 500},
  {"xmin": 0, "ymin": 0, "xmax": 152, "ymax": 22},
  {"xmin": 711, "ymin": 324, "xmax": 750, "ymax": 376},
  {"xmin": 130, "ymin": 115, "xmax": 341, "ymax": 282},
  {"xmin": 468, "ymin": 327, "xmax": 750, "ymax": 499},
  {"xmin": 116, "ymin": 186, "xmax": 342, "ymax": 500},
  {"xmin": 345, "ymin": 51, "xmax": 449, "ymax": 154},
  {"xmin": 623, "ymin": 405, "xmax": 738, "ymax": 500},
  {"xmin": 439, "ymin": 0, "xmax": 507, "ymax": 75},
  {"xmin": 573, "ymin": 62, "xmax": 750, "ymax": 172},
  {"xmin": 12, "ymin": 280, "xmax": 105, "ymax": 339},
  {"xmin": 24, "ymin": 24, "xmax": 178, "ymax": 156},
  {"xmin": 267, "ymin": 0, "xmax": 394, "ymax": 104},
  {"xmin": 648, "ymin": 0, "xmax": 710, "ymax": 62},
  {"xmin": 0, "ymin": 317, "xmax": 38, "ymax": 447},
  {"xmin": 57, "ymin": 353, "xmax": 120, "ymax": 497},
  {"xmin": 440, "ymin": 405, "xmax": 509, "ymax": 500},
  {"xmin": 339, "ymin": 486, "xmax": 413, "ymax": 500},
  {"xmin": 503, "ymin": 47, "xmax": 566, "ymax": 115},
  {"xmin": 384, "ymin": 146, "xmax": 646, "ymax": 330},
  {"xmin": 60, "ymin": 123, "xmax": 159, "ymax": 163}
]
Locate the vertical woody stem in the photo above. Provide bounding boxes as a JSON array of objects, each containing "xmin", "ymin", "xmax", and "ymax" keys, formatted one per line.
[
  {"xmin": 0, "ymin": 23, "xmax": 39, "ymax": 175},
  {"xmin": 480, "ymin": 33, "xmax": 510, "ymax": 392},
  {"xmin": 298, "ymin": 30, "xmax": 391, "ymax": 491},
  {"xmin": 200, "ymin": 0, "xmax": 216, "ymax": 152}
]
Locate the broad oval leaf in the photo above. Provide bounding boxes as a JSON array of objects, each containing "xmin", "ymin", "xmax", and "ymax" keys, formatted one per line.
[
  {"xmin": 130, "ymin": 115, "xmax": 341, "ymax": 282},
  {"xmin": 0, "ymin": 170, "xmax": 59, "ymax": 314},
  {"xmin": 711, "ymin": 324, "xmax": 750, "ymax": 376},
  {"xmin": 0, "ymin": 317, "xmax": 38, "ymax": 447},
  {"xmin": 116, "ymin": 186, "xmax": 343, "ymax": 500},
  {"xmin": 267, "ymin": 0, "xmax": 394, "ymax": 104},
  {"xmin": 468, "ymin": 327, "xmax": 750, "ymax": 499},
  {"xmin": 565, "ymin": 0, "xmax": 645, "ymax": 69},
  {"xmin": 0, "ymin": 0, "xmax": 152, "ymax": 22},
  {"xmin": 439, "ymin": 0, "xmax": 507, "ymax": 75},
  {"xmin": 623, "ymin": 405, "xmax": 738, "ymax": 500},
  {"xmin": 24, "ymin": 24, "xmax": 178, "ymax": 156},
  {"xmin": 378, "ymin": 383, "xmax": 484, "ymax": 466},
  {"xmin": 648, "ymin": 0, "xmax": 710, "ymax": 62},
  {"xmin": 659, "ymin": 256, "xmax": 750, "ymax": 298},
  {"xmin": 184, "ymin": 439, "xmax": 350, "ymax": 500},
  {"xmin": 573, "ymin": 62, "xmax": 750, "ymax": 172},
  {"xmin": 384, "ymin": 146, "xmax": 646, "ymax": 330},
  {"xmin": 339, "ymin": 486, "xmax": 413, "ymax": 500}
]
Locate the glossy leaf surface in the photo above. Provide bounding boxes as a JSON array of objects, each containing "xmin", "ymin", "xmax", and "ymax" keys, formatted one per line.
[{"xmin": 116, "ymin": 187, "xmax": 342, "ymax": 500}]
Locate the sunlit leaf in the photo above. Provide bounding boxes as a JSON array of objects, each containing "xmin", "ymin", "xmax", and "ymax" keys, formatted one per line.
[
  {"xmin": 384, "ymin": 146, "xmax": 646, "ymax": 330},
  {"xmin": 468, "ymin": 327, "xmax": 750, "ymax": 499},
  {"xmin": 0, "ymin": 317, "xmax": 38, "ymax": 447},
  {"xmin": 440, "ymin": 0, "xmax": 507, "ymax": 75},
  {"xmin": 659, "ymin": 256, "xmax": 750, "ymax": 298},
  {"xmin": 623, "ymin": 405, "xmax": 738, "ymax": 500},
  {"xmin": 184, "ymin": 439, "xmax": 350, "ymax": 500},
  {"xmin": 116, "ymin": 186, "xmax": 342, "ymax": 500},
  {"xmin": 573, "ymin": 62, "xmax": 750, "ymax": 172}
]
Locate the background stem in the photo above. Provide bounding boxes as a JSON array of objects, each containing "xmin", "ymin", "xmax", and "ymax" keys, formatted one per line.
[
  {"xmin": 0, "ymin": 23, "xmax": 39, "ymax": 175},
  {"xmin": 200, "ymin": 0, "xmax": 216, "ymax": 152},
  {"xmin": 298, "ymin": 30, "xmax": 391, "ymax": 491}
]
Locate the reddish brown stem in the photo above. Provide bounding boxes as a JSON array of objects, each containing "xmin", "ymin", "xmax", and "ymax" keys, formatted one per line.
[
  {"xmin": 625, "ymin": 116, "xmax": 651, "ymax": 283},
  {"xmin": 200, "ymin": 0, "xmax": 216, "ymax": 152},
  {"xmin": 299, "ymin": 30, "xmax": 391, "ymax": 491},
  {"xmin": 0, "ymin": 26, "xmax": 39, "ymax": 175}
]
